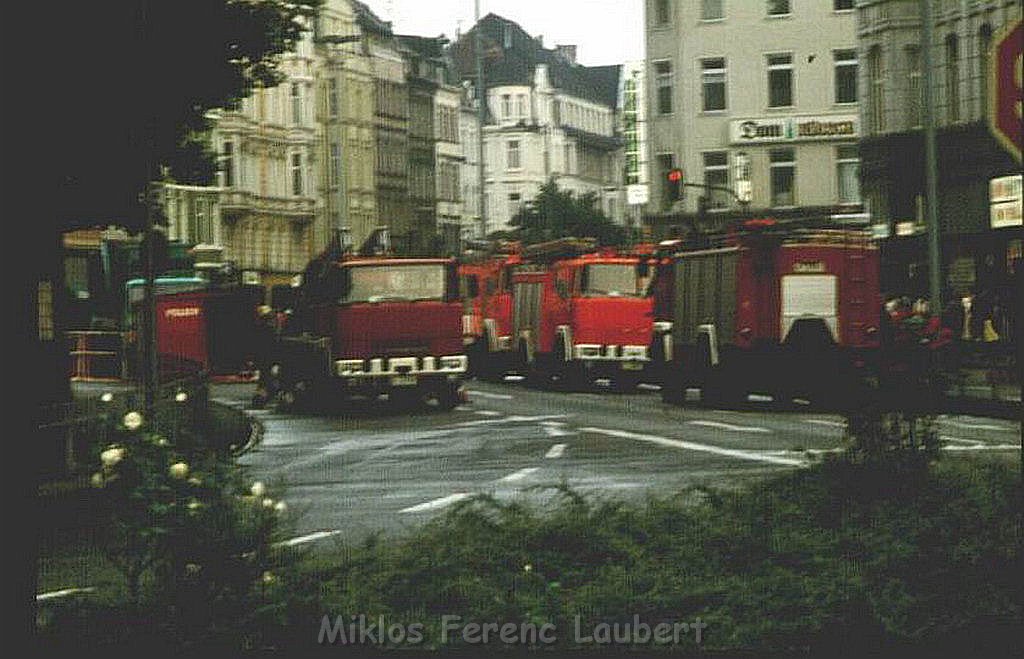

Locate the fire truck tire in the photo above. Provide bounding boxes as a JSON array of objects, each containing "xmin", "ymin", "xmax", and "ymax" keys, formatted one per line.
[{"xmin": 434, "ymin": 383, "xmax": 461, "ymax": 411}]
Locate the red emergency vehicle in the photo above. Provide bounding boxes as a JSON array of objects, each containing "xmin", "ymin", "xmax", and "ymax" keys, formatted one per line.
[
  {"xmin": 657, "ymin": 220, "xmax": 881, "ymax": 407},
  {"xmin": 257, "ymin": 249, "xmax": 468, "ymax": 411},
  {"xmin": 509, "ymin": 239, "xmax": 657, "ymax": 390},
  {"xmin": 458, "ymin": 243, "xmax": 521, "ymax": 379}
]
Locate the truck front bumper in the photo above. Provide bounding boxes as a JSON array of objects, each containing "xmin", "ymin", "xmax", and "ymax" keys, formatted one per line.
[
  {"xmin": 572, "ymin": 344, "xmax": 650, "ymax": 373},
  {"xmin": 334, "ymin": 355, "xmax": 468, "ymax": 392}
]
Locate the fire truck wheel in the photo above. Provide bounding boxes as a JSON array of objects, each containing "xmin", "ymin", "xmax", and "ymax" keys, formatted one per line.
[{"xmin": 434, "ymin": 383, "xmax": 461, "ymax": 411}]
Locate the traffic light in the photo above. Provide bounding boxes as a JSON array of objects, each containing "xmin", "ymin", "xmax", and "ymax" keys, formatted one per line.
[{"xmin": 665, "ymin": 168, "xmax": 684, "ymax": 204}]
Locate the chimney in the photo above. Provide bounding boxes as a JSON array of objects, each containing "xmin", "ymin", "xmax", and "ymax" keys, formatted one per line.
[{"xmin": 555, "ymin": 44, "xmax": 577, "ymax": 65}]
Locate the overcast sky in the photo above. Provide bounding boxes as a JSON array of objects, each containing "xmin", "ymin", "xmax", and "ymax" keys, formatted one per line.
[{"xmin": 359, "ymin": 0, "xmax": 644, "ymax": 66}]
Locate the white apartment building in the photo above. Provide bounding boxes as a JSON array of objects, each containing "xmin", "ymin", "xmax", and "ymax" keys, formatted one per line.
[
  {"xmin": 459, "ymin": 83, "xmax": 483, "ymax": 240},
  {"xmin": 453, "ymin": 15, "xmax": 624, "ymax": 235},
  {"xmin": 210, "ymin": 21, "xmax": 320, "ymax": 292},
  {"xmin": 620, "ymin": 60, "xmax": 650, "ymax": 231},
  {"xmin": 646, "ymin": 0, "xmax": 864, "ymax": 234},
  {"xmin": 435, "ymin": 80, "xmax": 465, "ymax": 250}
]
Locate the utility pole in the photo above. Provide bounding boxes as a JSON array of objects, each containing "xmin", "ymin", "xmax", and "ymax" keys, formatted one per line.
[
  {"xmin": 920, "ymin": 0, "xmax": 942, "ymax": 315},
  {"xmin": 474, "ymin": 0, "xmax": 487, "ymax": 240}
]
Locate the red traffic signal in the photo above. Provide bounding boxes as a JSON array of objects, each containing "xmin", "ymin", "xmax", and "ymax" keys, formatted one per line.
[
  {"xmin": 665, "ymin": 168, "xmax": 684, "ymax": 203},
  {"xmin": 667, "ymin": 168, "xmax": 683, "ymax": 182}
]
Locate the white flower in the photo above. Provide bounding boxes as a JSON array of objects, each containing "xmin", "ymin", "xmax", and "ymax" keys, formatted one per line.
[
  {"xmin": 250, "ymin": 481, "xmax": 266, "ymax": 498},
  {"xmin": 100, "ymin": 446, "xmax": 126, "ymax": 468},
  {"xmin": 262, "ymin": 497, "xmax": 275, "ymax": 509},
  {"xmin": 122, "ymin": 411, "xmax": 143, "ymax": 431},
  {"xmin": 274, "ymin": 501, "xmax": 287, "ymax": 514},
  {"xmin": 261, "ymin": 571, "xmax": 276, "ymax": 585},
  {"xmin": 91, "ymin": 472, "xmax": 105, "ymax": 488},
  {"xmin": 523, "ymin": 564, "xmax": 533, "ymax": 573},
  {"xmin": 188, "ymin": 477, "xmax": 202, "ymax": 486},
  {"xmin": 175, "ymin": 391, "xmax": 188, "ymax": 403},
  {"xmin": 169, "ymin": 462, "xmax": 190, "ymax": 479},
  {"xmin": 100, "ymin": 392, "xmax": 114, "ymax": 403},
  {"xmin": 187, "ymin": 499, "xmax": 203, "ymax": 512},
  {"xmin": 184, "ymin": 563, "xmax": 202, "ymax": 577},
  {"xmin": 156, "ymin": 437, "xmax": 170, "ymax": 447}
]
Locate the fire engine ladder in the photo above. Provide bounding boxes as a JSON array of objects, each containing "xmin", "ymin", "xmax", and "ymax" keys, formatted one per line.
[{"xmin": 521, "ymin": 237, "xmax": 599, "ymax": 263}]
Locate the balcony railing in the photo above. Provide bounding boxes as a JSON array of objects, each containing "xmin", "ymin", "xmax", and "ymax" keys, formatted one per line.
[{"xmin": 219, "ymin": 190, "xmax": 315, "ymax": 219}]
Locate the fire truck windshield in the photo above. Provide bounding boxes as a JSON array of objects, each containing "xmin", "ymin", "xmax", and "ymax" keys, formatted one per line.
[
  {"xmin": 339, "ymin": 264, "xmax": 447, "ymax": 304},
  {"xmin": 582, "ymin": 264, "xmax": 643, "ymax": 298}
]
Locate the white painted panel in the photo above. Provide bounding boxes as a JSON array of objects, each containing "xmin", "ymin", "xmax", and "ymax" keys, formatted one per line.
[{"xmin": 781, "ymin": 274, "xmax": 837, "ymax": 340}]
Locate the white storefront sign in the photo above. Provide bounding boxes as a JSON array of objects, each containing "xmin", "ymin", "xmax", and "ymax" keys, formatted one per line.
[
  {"xmin": 626, "ymin": 184, "xmax": 649, "ymax": 206},
  {"xmin": 729, "ymin": 115, "xmax": 859, "ymax": 145},
  {"xmin": 990, "ymin": 174, "xmax": 1022, "ymax": 228}
]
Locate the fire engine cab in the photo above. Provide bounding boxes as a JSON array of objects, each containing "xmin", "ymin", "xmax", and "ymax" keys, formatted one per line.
[{"xmin": 509, "ymin": 239, "xmax": 657, "ymax": 390}]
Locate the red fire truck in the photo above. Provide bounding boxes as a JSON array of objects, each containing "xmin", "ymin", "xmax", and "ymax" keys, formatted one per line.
[
  {"xmin": 255, "ymin": 250, "xmax": 468, "ymax": 412},
  {"xmin": 459, "ymin": 243, "xmax": 521, "ymax": 380},
  {"xmin": 509, "ymin": 239, "xmax": 657, "ymax": 390},
  {"xmin": 657, "ymin": 220, "xmax": 881, "ymax": 407}
]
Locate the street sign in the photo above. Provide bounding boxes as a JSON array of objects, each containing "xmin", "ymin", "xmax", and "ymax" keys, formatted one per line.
[{"xmin": 988, "ymin": 20, "xmax": 1022, "ymax": 163}]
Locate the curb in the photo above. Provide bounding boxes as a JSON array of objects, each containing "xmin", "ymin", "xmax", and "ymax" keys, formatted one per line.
[{"xmin": 207, "ymin": 398, "xmax": 264, "ymax": 457}]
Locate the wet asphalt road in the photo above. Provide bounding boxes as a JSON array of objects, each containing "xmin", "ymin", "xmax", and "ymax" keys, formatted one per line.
[{"xmin": 208, "ymin": 379, "xmax": 1021, "ymax": 549}]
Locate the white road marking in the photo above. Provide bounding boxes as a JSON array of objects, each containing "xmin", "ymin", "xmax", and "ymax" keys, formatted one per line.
[
  {"xmin": 277, "ymin": 530, "xmax": 344, "ymax": 547},
  {"xmin": 400, "ymin": 492, "xmax": 475, "ymax": 514},
  {"xmin": 542, "ymin": 422, "xmax": 575, "ymax": 437},
  {"xmin": 500, "ymin": 467, "xmax": 540, "ymax": 482},
  {"xmin": 467, "ymin": 390, "xmax": 514, "ymax": 400},
  {"xmin": 637, "ymin": 383, "xmax": 662, "ymax": 391},
  {"xmin": 805, "ymin": 419, "xmax": 846, "ymax": 429},
  {"xmin": 472, "ymin": 409, "xmax": 503, "ymax": 416},
  {"xmin": 747, "ymin": 394, "xmax": 774, "ymax": 403},
  {"xmin": 580, "ymin": 427, "xmax": 805, "ymax": 467},
  {"xmin": 504, "ymin": 375, "xmax": 525, "ymax": 382},
  {"xmin": 942, "ymin": 444, "xmax": 1019, "ymax": 452},
  {"xmin": 36, "ymin": 587, "xmax": 96, "ymax": 602},
  {"xmin": 454, "ymin": 414, "xmax": 570, "ymax": 428},
  {"xmin": 940, "ymin": 420, "xmax": 1012, "ymax": 432},
  {"xmin": 688, "ymin": 420, "xmax": 771, "ymax": 434},
  {"xmin": 545, "ymin": 443, "xmax": 567, "ymax": 459},
  {"xmin": 939, "ymin": 435, "xmax": 985, "ymax": 446}
]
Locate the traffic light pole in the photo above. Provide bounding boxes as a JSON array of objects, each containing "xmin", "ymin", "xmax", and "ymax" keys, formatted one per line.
[{"xmin": 920, "ymin": 0, "xmax": 943, "ymax": 317}]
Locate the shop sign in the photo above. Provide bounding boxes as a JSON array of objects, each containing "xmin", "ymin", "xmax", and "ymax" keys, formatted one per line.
[
  {"xmin": 729, "ymin": 115, "xmax": 858, "ymax": 144},
  {"xmin": 990, "ymin": 174, "xmax": 1022, "ymax": 228}
]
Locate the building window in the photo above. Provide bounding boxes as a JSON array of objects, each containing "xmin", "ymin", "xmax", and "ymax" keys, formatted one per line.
[
  {"xmin": 330, "ymin": 142, "xmax": 340, "ymax": 186},
  {"xmin": 703, "ymin": 152, "xmax": 730, "ymax": 209},
  {"xmin": 509, "ymin": 191, "xmax": 523, "ymax": 217},
  {"xmin": 978, "ymin": 24, "xmax": 993, "ymax": 118},
  {"xmin": 654, "ymin": 60, "xmax": 673, "ymax": 115},
  {"xmin": 767, "ymin": 53, "xmax": 793, "ymax": 107},
  {"xmin": 654, "ymin": 0, "xmax": 670, "ymax": 25},
  {"xmin": 291, "ymin": 82, "xmax": 302, "ymax": 125},
  {"xmin": 507, "ymin": 140, "xmax": 521, "ymax": 169},
  {"xmin": 329, "ymin": 78, "xmax": 339, "ymax": 119},
  {"xmin": 945, "ymin": 34, "xmax": 960, "ymax": 123},
  {"xmin": 220, "ymin": 140, "xmax": 235, "ymax": 188},
  {"xmin": 833, "ymin": 0, "xmax": 853, "ymax": 10},
  {"xmin": 834, "ymin": 49, "xmax": 857, "ymax": 104},
  {"xmin": 516, "ymin": 94, "xmax": 526, "ymax": 120},
  {"xmin": 868, "ymin": 46, "xmax": 885, "ymax": 132},
  {"xmin": 291, "ymin": 153, "xmax": 303, "ymax": 196},
  {"xmin": 563, "ymin": 142, "xmax": 573, "ymax": 174},
  {"xmin": 836, "ymin": 145, "xmax": 860, "ymax": 205},
  {"xmin": 702, "ymin": 0, "xmax": 724, "ymax": 20},
  {"xmin": 905, "ymin": 46, "xmax": 921, "ymax": 129},
  {"xmin": 767, "ymin": 0, "xmax": 790, "ymax": 17},
  {"xmin": 769, "ymin": 148, "xmax": 795, "ymax": 207},
  {"xmin": 701, "ymin": 57, "xmax": 727, "ymax": 111},
  {"xmin": 502, "ymin": 94, "xmax": 512, "ymax": 119}
]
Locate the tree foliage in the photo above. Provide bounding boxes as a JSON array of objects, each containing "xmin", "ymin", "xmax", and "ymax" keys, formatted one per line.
[
  {"xmin": 504, "ymin": 180, "xmax": 627, "ymax": 247},
  {"xmin": 46, "ymin": 0, "xmax": 322, "ymax": 231}
]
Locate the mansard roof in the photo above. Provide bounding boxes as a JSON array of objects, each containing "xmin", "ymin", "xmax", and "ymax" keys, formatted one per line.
[{"xmin": 450, "ymin": 14, "xmax": 621, "ymax": 109}]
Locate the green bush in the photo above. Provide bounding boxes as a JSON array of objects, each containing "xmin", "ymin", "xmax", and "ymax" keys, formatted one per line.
[
  {"xmin": 282, "ymin": 459, "xmax": 1021, "ymax": 653},
  {"xmin": 36, "ymin": 408, "xmax": 299, "ymax": 651}
]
